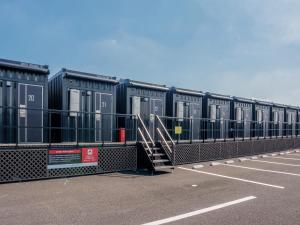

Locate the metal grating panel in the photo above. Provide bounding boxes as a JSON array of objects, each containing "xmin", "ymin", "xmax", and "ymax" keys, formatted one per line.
[
  {"xmin": 275, "ymin": 139, "xmax": 286, "ymax": 151},
  {"xmin": 294, "ymin": 138, "xmax": 300, "ymax": 148},
  {"xmin": 98, "ymin": 146, "xmax": 137, "ymax": 173},
  {"xmin": 200, "ymin": 142, "xmax": 221, "ymax": 161},
  {"xmin": 285, "ymin": 138, "xmax": 295, "ymax": 150},
  {"xmin": 48, "ymin": 167, "xmax": 97, "ymax": 178},
  {"xmin": 252, "ymin": 140, "xmax": 265, "ymax": 154},
  {"xmin": 237, "ymin": 141, "xmax": 253, "ymax": 156},
  {"xmin": 0, "ymin": 149, "xmax": 47, "ymax": 182},
  {"xmin": 264, "ymin": 140, "xmax": 275, "ymax": 153},
  {"xmin": 220, "ymin": 142, "xmax": 238, "ymax": 159},
  {"xmin": 174, "ymin": 144, "xmax": 200, "ymax": 165}
]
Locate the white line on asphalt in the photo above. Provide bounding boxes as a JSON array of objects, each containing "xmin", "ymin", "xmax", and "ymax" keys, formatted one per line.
[
  {"xmin": 141, "ymin": 196, "xmax": 257, "ymax": 225},
  {"xmin": 253, "ymin": 160, "xmax": 300, "ymax": 167},
  {"xmin": 272, "ymin": 156, "xmax": 300, "ymax": 161},
  {"xmin": 222, "ymin": 164, "xmax": 300, "ymax": 177},
  {"xmin": 286, "ymin": 154, "xmax": 300, "ymax": 157},
  {"xmin": 178, "ymin": 167, "xmax": 284, "ymax": 189}
]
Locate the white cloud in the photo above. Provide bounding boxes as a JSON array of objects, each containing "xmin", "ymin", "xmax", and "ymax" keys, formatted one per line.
[
  {"xmin": 242, "ymin": 0, "xmax": 300, "ymax": 45},
  {"xmin": 212, "ymin": 70, "xmax": 300, "ymax": 106}
]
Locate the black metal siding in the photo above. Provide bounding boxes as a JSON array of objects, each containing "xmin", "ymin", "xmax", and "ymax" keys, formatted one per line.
[
  {"xmin": 285, "ymin": 108, "xmax": 297, "ymax": 136},
  {"xmin": 0, "ymin": 61, "xmax": 49, "ymax": 144},
  {"xmin": 271, "ymin": 106, "xmax": 285, "ymax": 137},
  {"xmin": 253, "ymin": 103, "xmax": 271, "ymax": 138},
  {"xmin": 48, "ymin": 70, "xmax": 117, "ymax": 143},
  {"xmin": 203, "ymin": 95, "xmax": 231, "ymax": 139},
  {"xmin": 166, "ymin": 89, "xmax": 203, "ymax": 140},
  {"xmin": 231, "ymin": 100, "xmax": 253, "ymax": 138}
]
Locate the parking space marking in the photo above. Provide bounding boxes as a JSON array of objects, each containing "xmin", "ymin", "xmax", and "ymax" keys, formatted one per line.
[
  {"xmin": 273, "ymin": 156, "xmax": 300, "ymax": 161},
  {"xmin": 222, "ymin": 164, "xmax": 300, "ymax": 177},
  {"xmin": 142, "ymin": 196, "xmax": 257, "ymax": 225},
  {"xmin": 253, "ymin": 160, "xmax": 300, "ymax": 167},
  {"xmin": 178, "ymin": 167, "xmax": 284, "ymax": 189},
  {"xmin": 286, "ymin": 153, "xmax": 300, "ymax": 157}
]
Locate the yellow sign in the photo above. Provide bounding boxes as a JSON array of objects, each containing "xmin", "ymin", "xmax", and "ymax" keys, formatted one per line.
[{"xmin": 175, "ymin": 126, "xmax": 182, "ymax": 135}]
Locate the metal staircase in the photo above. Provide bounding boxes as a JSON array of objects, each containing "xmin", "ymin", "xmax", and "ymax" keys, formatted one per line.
[{"xmin": 137, "ymin": 114, "xmax": 175, "ymax": 172}]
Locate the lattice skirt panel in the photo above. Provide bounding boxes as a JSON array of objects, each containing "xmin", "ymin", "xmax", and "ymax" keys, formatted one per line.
[
  {"xmin": 0, "ymin": 149, "xmax": 47, "ymax": 182},
  {"xmin": 174, "ymin": 144, "xmax": 200, "ymax": 165}
]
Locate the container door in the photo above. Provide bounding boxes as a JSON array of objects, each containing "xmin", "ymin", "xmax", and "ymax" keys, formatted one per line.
[
  {"xmin": 18, "ymin": 84, "xmax": 43, "ymax": 143},
  {"xmin": 101, "ymin": 93, "xmax": 113, "ymax": 142},
  {"xmin": 95, "ymin": 93, "xmax": 113, "ymax": 142},
  {"xmin": 68, "ymin": 89, "xmax": 80, "ymax": 142},
  {"xmin": 150, "ymin": 99, "xmax": 163, "ymax": 139},
  {"xmin": 182, "ymin": 103, "xmax": 190, "ymax": 140},
  {"xmin": 140, "ymin": 97, "xmax": 150, "ymax": 128},
  {"xmin": 190, "ymin": 103, "xmax": 201, "ymax": 140}
]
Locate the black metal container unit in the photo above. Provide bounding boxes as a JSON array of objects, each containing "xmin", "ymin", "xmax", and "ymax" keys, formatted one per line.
[
  {"xmin": 166, "ymin": 87, "xmax": 204, "ymax": 141},
  {"xmin": 285, "ymin": 106, "xmax": 297, "ymax": 137},
  {"xmin": 117, "ymin": 79, "xmax": 168, "ymax": 141},
  {"xmin": 203, "ymin": 93, "xmax": 232, "ymax": 140},
  {"xmin": 253, "ymin": 100, "xmax": 271, "ymax": 138},
  {"xmin": 271, "ymin": 103, "xmax": 285, "ymax": 137},
  {"xmin": 231, "ymin": 97, "xmax": 254, "ymax": 139},
  {"xmin": 0, "ymin": 58, "xmax": 49, "ymax": 144},
  {"xmin": 48, "ymin": 69, "xmax": 118, "ymax": 143}
]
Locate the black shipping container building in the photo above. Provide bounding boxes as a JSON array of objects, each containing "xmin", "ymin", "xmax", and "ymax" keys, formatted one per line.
[
  {"xmin": 203, "ymin": 93, "xmax": 232, "ymax": 140},
  {"xmin": 166, "ymin": 87, "xmax": 204, "ymax": 141},
  {"xmin": 253, "ymin": 100, "xmax": 272, "ymax": 138},
  {"xmin": 297, "ymin": 109, "xmax": 300, "ymax": 136},
  {"xmin": 117, "ymin": 79, "xmax": 168, "ymax": 140},
  {"xmin": 285, "ymin": 106, "xmax": 297, "ymax": 137},
  {"xmin": 48, "ymin": 69, "xmax": 118, "ymax": 143},
  {"xmin": 231, "ymin": 97, "xmax": 254, "ymax": 139},
  {"xmin": 271, "ymin": 103, "xmax": 285, "ymax": 137},
  {"xmin": 0, "ymin": 58, "xmax": 49, "ymax": 144}
]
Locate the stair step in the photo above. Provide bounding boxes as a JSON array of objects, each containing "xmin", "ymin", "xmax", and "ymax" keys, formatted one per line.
[
  {"xmin": 154, "ymin": 165, "xmax": 175, "ymax": 170},
  {"xmin": 148, "ymin": 153, "xmax": 165, "ymax": 157},
  {"xmin": 153, "ymin": 159, "xmax": 170, "ymax": 163}
]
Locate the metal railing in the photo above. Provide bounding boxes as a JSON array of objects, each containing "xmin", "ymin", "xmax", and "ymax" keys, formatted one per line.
[
  {"xmin": 0, "ymin": 105, "xmax": 137, "ymax": 146},
  {"xmin": 137, "ymin": 114, "xmax": 155, "ymax": 146},
  {"xmin": 0, "ymin": 105, "xmax": 299, "ymax": 146},
  {"xmin": 138, "ymin": 127, "xmax": 152, "ymax": 155},
  {"xmin": 158, "ymin": 115, "xmax": 300, "ymax": 143}
]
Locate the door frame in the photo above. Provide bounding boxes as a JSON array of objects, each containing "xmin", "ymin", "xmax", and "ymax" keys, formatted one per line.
[
  {"xmin": 18, "ymin": 83, "xmax": 44, "ymax": 143},
  {"xmin": 190, "ymin": 102, "xmax": 201, "ymax": 140},
  {"xmin": 94, "ymin": 92, "xmax": 113, "ymax": 142},
  {"xmin": 150, "ymin": 98, "xmax": 164, "ymax": 139}
]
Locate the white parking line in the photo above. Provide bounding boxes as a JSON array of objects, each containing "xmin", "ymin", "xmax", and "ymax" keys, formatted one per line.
[
  {"xmin": 141, "ymin": 196, "xmax": 257, "ymax": 225},
  {"xmin": 253, "ymin": 160, "xmax": 300, "ymax": 167},
  {"xmin": 178, "ymin": 167, "xmax": 284, "ymax": 189},
  {"xmin": 273, "ymin": 156, "xmax": 300, "ymax": 161},
  {"xmin": 222, "ymin": 164, "xmax": 300, "ymax": 177},
  {"xmin": 286, "ymin": 154, "xmax": 300, "ymax": 157}
]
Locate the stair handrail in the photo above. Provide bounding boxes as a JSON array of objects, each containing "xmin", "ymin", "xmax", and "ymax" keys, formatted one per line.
[
  {"xmin": 138, "ymin": 127, "xmax": 152, "ymax": 155},
  {"xmin": 157, "ymin": 128, "xmax": 172, "ymax": 153},
  {"xmin": 155, "ymin": 115, "xmax": 175, "ymax": 146},
  {"xmin": 137, "ymin": 114, "xmax": 155, "ymax": 146}
]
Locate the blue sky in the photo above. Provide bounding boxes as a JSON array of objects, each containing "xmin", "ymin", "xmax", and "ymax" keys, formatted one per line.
[{"xmin": 1, "ymin": 0, "xmax": 300, "ymax": 105}]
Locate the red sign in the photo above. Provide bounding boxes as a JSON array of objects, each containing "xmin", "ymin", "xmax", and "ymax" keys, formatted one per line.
[
  {"xmin": 82, "ymin": 148, "xmax": 98, "ymax": 163},
  {"xmin": 49, "ymin": 149, "xmax": 81, "ymax": 155}
]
